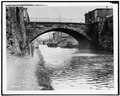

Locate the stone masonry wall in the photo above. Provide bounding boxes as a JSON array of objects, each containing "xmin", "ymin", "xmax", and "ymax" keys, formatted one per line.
[
  {"xmin": 6, "ymin": 7, "xmax": 27, "ymax": 54},
  {"xmin": 91, "ymin": 16, "xmax": 113, "ymax": 51}
]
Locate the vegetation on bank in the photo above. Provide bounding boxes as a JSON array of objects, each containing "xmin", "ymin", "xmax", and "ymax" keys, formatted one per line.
[{"xmin": 34, "ymin": 48, "xmax": 54, "ymax": 90}]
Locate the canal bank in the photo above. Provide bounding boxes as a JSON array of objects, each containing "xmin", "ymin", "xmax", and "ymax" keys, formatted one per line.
[
  {"xmin": 34, "ymin": 47, "xmax": 53, "ymax": 90},
  {"xmin": 7, "ymin": 53, "xmax": 39, "ymax": 90},
  {"xmin": 7, "ymin": 46, "xmax": 53, "ymax": 90}
]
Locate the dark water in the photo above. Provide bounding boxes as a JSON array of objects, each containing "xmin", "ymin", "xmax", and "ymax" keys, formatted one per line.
[{"xmin": 39, "ymin": 45, "xmax": 114, "ymax": 90}]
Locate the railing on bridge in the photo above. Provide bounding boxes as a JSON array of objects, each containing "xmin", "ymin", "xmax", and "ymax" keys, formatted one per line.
[{"xmin": 30, "ymin": 17, "xmax": 84, "ymax": 23}]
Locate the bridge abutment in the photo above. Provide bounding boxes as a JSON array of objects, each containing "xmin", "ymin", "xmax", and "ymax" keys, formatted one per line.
[
  {"xmin": 90, "ymin": 16, "xmax": 113, "ymax": 51},
  {"xmin": 78, "ymin": 39, "xmax": 91, "ymax": 49}
]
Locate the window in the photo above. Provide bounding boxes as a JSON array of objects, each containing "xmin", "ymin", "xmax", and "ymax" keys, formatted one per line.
[
  {"xmin": 95, "ymin": 10, "xmax": 97, "ymax": 18},
  {"xmin": 97, "ymin": 17, "xmax": 100, "ymax": 22}
]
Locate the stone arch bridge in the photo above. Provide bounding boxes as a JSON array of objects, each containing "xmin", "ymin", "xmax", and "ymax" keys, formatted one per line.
[{"xmin": 26, "ymin": 22, "xmax": 92, "ymax": 48}]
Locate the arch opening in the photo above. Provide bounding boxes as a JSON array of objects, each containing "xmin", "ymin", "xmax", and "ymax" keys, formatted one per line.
[{"xmin": 29, "ymin": 28, "xmax": 91, "ymax": 49}]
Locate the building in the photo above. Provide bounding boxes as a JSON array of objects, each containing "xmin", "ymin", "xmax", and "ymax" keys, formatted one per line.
[
  {"xmin": 85, "ymin": 8, "xmax": 113, "ymax": 23},
  {"xmin": 53, "ymin": 32, "xmax": 69, "ymax": 42},
  {"xmin": 53, "ymin": 32, "xmax": 78, "ymax": 46}
]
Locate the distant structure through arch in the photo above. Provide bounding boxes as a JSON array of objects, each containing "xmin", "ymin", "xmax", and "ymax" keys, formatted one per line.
[{"xmin": 26, "ymin": 22, "xmax": 91, "ymax": 48}]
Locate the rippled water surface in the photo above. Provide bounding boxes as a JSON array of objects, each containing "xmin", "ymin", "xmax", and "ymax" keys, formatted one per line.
[
  {"xmin": 7, "ymin": 45, "xmax": 114, "ymax": 91},
  {"xmin": 39, "ymin": 45, "xmax": 114, "ymax": 90}
]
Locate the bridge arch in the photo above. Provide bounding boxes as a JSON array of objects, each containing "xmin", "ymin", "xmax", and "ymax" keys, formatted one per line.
[
  {"xmin": 29, "ymin": 28, "xmax": 91, "ymax": 48},
  {"xmin": 30, "ymin": 28, "xmax": 90, "ymax": 42}
]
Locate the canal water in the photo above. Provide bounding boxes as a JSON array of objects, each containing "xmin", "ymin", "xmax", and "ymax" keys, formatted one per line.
[
  {"xmin": 39, "ymin": 45, "xmax": 114, "ymax": 90},
  {"xmin": 7, "ymin": 44, "xmax": 114, "ymax": 91}
]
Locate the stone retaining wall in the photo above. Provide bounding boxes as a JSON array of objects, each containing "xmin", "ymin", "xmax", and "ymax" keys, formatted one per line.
[
  {"xmin": 91, "ymin": 16, "xmax": 113, "ymax": 51},
  {"xmin": 6, "ymin": 7, "xmax": 27, "ymax": 54}
]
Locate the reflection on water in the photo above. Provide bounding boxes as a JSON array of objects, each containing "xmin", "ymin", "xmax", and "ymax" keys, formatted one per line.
[{"xmin": 39, "ymin": 45, "xmax": 114, "ymax": 90}]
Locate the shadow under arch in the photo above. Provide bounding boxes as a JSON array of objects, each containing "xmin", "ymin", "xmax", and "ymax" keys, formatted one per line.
[{"xmin": 30, "ymin": 28, "xmax": 91, "ymax": 49}]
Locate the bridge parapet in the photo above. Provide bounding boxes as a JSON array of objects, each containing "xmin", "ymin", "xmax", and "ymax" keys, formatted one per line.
[{"xmin": 30, "ymin": 17, "xmax": 83, "ymax": 23}]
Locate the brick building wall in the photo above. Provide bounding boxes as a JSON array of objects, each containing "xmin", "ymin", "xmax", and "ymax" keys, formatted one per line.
[{"xmin": 85, "ymin": 8, "xmax": 113, "ymax": 23}]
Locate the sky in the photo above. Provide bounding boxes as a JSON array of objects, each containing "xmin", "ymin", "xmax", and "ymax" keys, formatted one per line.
[
  {"xmin": 37, "ymin": 32, "xmax": 54, "ymax": 41},
  {"xmin": 26, "ymin": 3, "xmax": 113, "ymax": 40},
  {"xmin": 27, "ymin": 5, "xmax": 113, "ymax": 23}
]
